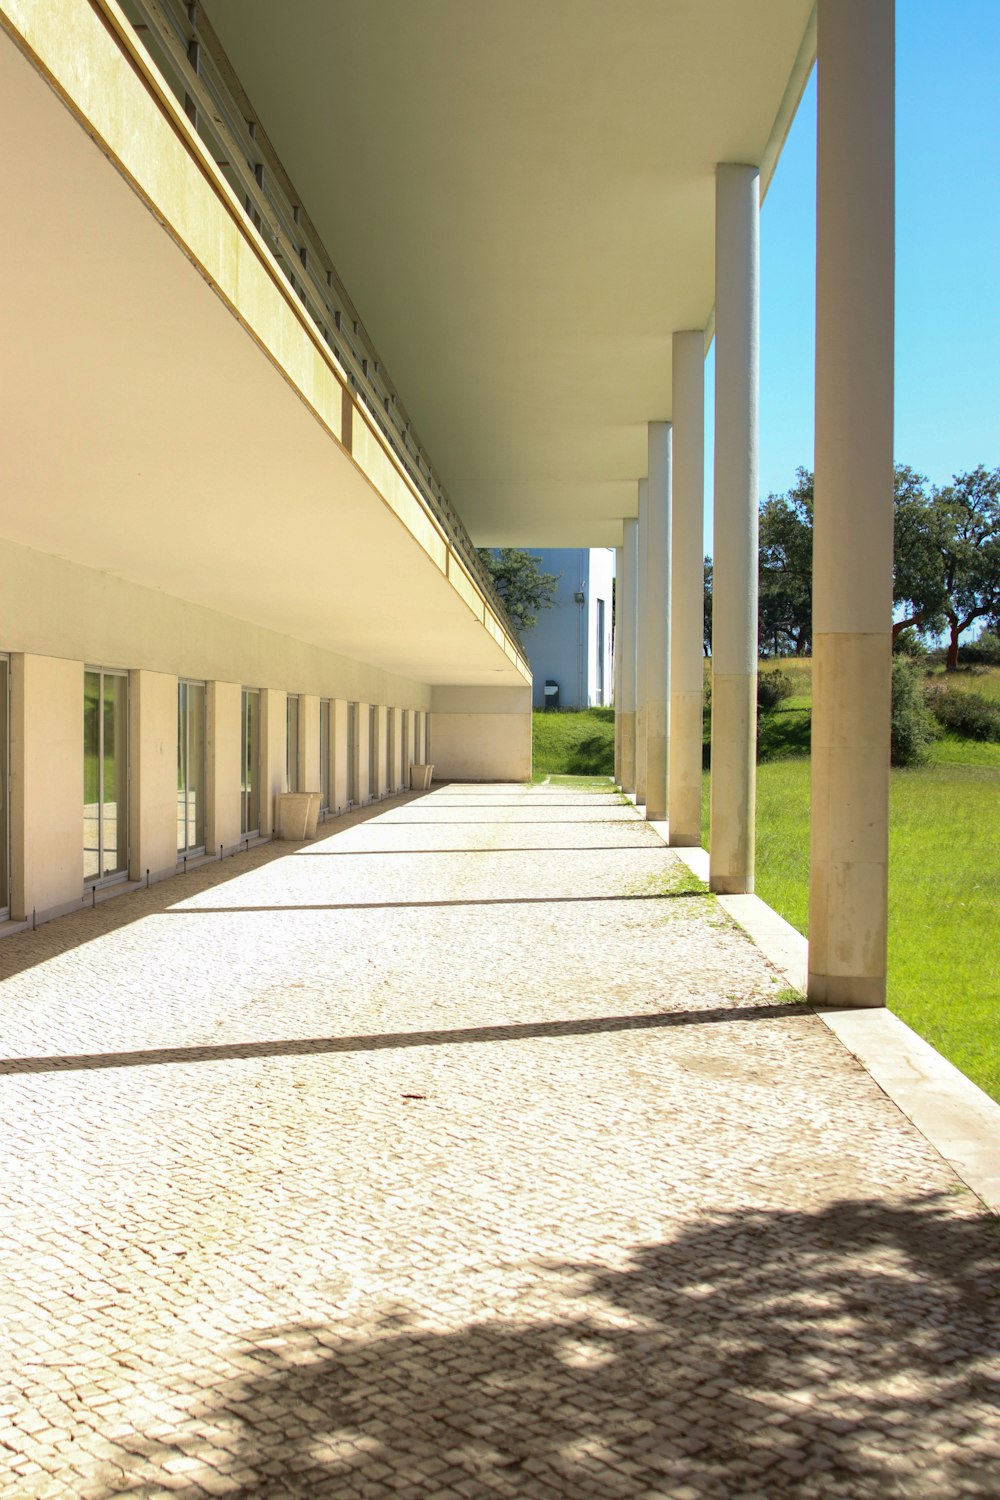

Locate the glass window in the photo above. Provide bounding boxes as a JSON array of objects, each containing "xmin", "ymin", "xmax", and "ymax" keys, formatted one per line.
[
  {"xmin": 177, "ymin": 680, "xmax": 206, "ymax": 856},
  {"xmin": 286, "ymin": 695, "xmax": 300, "ymax": 793},
  {"xmin": 320, "ymin": 699, "xmax": 331, "ymax": 812},
  {"xmin": 241, "ymin": 688, "xmax": 260, "ymax": 836},
  {"xmin": 84, "ymin": 667, "xmax": 128, "ymax": 884}
]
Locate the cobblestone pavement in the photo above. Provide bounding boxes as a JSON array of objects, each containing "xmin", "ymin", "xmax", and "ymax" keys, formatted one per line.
[{"xmin": 1, "ymin": 783, "xmax": 998, "ymax": 1499}]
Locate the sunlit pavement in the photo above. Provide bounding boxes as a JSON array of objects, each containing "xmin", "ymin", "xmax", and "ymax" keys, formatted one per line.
[{"xmin": 1, "ymin": 784, "xmax": 998, "ymax": 1498}]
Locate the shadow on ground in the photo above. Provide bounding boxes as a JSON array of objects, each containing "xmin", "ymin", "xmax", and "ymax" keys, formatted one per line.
[{"xmin": 144, "ymin": 1192, "xmax": 999, "ymax": 1499}]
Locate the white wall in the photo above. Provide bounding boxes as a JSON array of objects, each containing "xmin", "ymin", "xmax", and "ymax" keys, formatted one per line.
[{"xmin": 519, "ymin": 548, "xmax": 614, "ymax": 709}]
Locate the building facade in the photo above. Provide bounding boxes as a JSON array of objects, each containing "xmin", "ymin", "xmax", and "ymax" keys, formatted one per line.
[
  {"xmin": 521, "ymin": 550, "xmax": 615, "ymax": 711},
  {"xmin": 1, "ymin": 0, "xmax": 898, "ymax": 1008}
]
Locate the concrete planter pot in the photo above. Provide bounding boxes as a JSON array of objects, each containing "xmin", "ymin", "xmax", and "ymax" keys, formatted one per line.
[
  {"xmin": 409, "ymin": 763, "xmax": 434, "ymax": 791},
  {"xmin": 276, "ymin": 791, "xmax": 317, "ymax": 840}
]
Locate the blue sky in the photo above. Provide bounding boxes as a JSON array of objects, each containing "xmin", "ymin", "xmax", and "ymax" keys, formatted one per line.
[{"xmin": 703, "ymin": 0, "xmax": 999, "ymax": 547}]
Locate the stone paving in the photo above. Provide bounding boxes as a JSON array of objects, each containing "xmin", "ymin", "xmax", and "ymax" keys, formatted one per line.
[{"xmin": 1, "ymin": 782, "xmax": 998, "ymax": 1499}]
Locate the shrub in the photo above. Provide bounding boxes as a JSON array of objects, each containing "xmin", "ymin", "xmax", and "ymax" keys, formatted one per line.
[
  {"xmin": 961, "ymin": 630, "xmax": 1000, "ymax": 667},
  {"xmin": 892, "ymin": 628, "xmax": 928, "ymax": 658},
  {"xmin": 891, "ymin": 657, "xmax": 936, "ymax": 766},
  {"xmin": 757, "ymin": 669, "xmax": 794, "ymax": 712},
  {"xmin": 926, "ymin": 684, "xmax": 1000, "ymax": 742}
]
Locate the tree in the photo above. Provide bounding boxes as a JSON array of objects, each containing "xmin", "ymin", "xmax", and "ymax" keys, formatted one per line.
[
  {"xmin": 891, "ymin": 465, "xmax": 946, "ymax": 642},
  {"xmin": 755, "ymin": 464, "xmax": 1000, "ymax": 664},
  {"xmin": 758, "ymin": 469, "xmax": 813, "ymax": 656},
  {"xmin": 477, "ymin": 548, "xmax": 559, "ymax": 633},
  {"xmin": 703, "ymin": 558, "xmax": 713, "ymax": 656},
  {"xmin": 930, "ymin": 467, "xmax": 1000, "ymax": 669}
]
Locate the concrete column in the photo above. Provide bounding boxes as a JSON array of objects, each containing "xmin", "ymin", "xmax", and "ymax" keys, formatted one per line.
[
  {"xmin": 644, "ymin": 422, "xmax": 672, "ymax": 822},
  {"xmin": 128, "ymin": 669, "xmax": 179, "ymax": 884},
  {"xmin": 357, "ymin": 703, "xmax": 371, "ymax": 804},
  {"xmin": 332, "ymin": 700, "xmax": 349, "ymax": 812},
  {"xmin": 709, "ymin": 163, "xmax": 759, "ymax": 894},
  {"xmin": 809, "ymin": 0, "xmax": 895, "ymax": 1008},
  {"xmin": 613, "ymin": 544, "xmax": 624, "ymax": 783},
  {"xmin": 619, "ymin": 518, "xmax": 638, "ymax": 792},
  {"xmin": 669, "ymin": 330, "xmax": 706, "ymax": 846},
  {"xmin": 300, "ymin": 694, "xmax": 320, "ymax": 793},
  {"xmin": 260, "ymin": 688, "xmax": 286, "ymax": 837},
  {"xmin": 634, "ymin": 479, "xmax": 649, "ymax": 806},
  {"xmin": 206, "ymin": 680, "xmax": 241, "ymax": 857},
  {"xmin": 9, "ymin": 654, "xmax": 83, "ymax": 921}
]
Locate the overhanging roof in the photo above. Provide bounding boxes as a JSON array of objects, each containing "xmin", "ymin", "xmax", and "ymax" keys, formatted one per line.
[
  {"xmin": 205, "ymin": 0, "xmax": 815, "ymax": 547},
  {"xmin": 0, "ymin": 13, "xmax": 527, "ymax": 688}
]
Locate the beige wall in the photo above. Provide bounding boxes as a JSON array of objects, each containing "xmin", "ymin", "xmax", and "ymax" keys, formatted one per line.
[
  {"xmin": 0, "ymin": 660, "xmax": 532, "ymax": 926},
  {"xmin": 429, "ymin": 686, "xmax": 532, "ymax": 782},
  {"xmin": 207, "ymin": 680, "xmax": 242, "ymax": 856},
  {"xmin": 129, "ymin": 669, "xmax": 179, "ymax": 885},
  {"xmin": 10, "ymin": 654, "xmax": 83, "ymax": 921},
  {"xmin": 332, "ymin": 700, "xmax": 349, "ymax": 811},
  {"xmin": 357, "ymin": 703, "xmax": 372, "ymax": 805},
  {"xmin": 391, "ymin": 707, "xmax": 403, "ymax": 792},
  {"xmin": 0, "ymin": 537, "xmax": 431, "ymax": 716},
  {"xmin": 301, "ymin": 694, "xmax": 320, "ymax": 794},
  {"xmin": 261, "ymin": 689, "xmax": 286, "ymax": 837}
]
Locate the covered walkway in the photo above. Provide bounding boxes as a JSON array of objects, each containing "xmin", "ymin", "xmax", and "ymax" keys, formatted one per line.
[{"xmin": 1, "ymin": 784, "xmax": 998, "ymax": 1498}]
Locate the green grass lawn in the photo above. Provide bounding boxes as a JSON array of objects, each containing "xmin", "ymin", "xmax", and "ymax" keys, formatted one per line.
[
  {"xmin": 698, "ymin": 664, "xmax": 1000, "ymax": 1100},
  {"xmin": 532, "ymin": 707, "xmax": 615, "ymax": 779},
  {"xmin": 536, "ymin": 698, "xmax": 1000, "ymax": 1101},
  {"xmin": 698, "ymin": 756, "xmax": 1000, "ymax": 1101}
]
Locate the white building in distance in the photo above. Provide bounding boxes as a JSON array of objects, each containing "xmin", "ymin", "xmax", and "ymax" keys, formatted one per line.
[{"xmin": 520, "ymin": 550, "xmax": 615, "ymax": 711}]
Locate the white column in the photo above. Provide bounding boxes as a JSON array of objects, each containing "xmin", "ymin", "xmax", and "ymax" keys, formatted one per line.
[
  {"xmin": 128, "ymin": 669, "xmax": 179, "ymax": 883},
  {"xmin": 669, "ymin": 330, "xmax": 706, "ymax": 846},
  {"xmin": 709, "ymin": 163, "xmax": 759, "ymax": 894},
  {"xmin": 644, "ymin": 422, "xmax": 672, "ymax": 822},
  {"xmin": 300, "ymin": 694, "xmax": 320, "ymax": 792},
  {"xmin": 260, "ymin": 688, "xmax": 286, "ymax": 837},
  {"xmin": 613, "ymin": 543, "xmax": 624, "ymax": 783},
  {"xmin": 634, "ymin": 479, "xmax": 649, "ymax": 807},
  {"xmin": 620, "ymin": 519, "xmax": 638, "ymax": 792},
  {"xmin": 809, "ymin": 0, "xmax": 894, "ymax": 1008},
  {"xmin": 206, "ymin": 681, "xmax": 241, "ymax": 856},
  {"xmin": 332, "ymin": 699, "xmax": 349, "ymax": 813}
]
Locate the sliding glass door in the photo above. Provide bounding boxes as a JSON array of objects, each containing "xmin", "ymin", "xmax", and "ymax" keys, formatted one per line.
[
  {"xmin": 320, "ymin": 699, "xmax": 331, "ymax": 812},
  {"xmin": 84, "ymin": 667, "xmax": 128, "ymax": 885},
  {"xmin": 177, "ymin": 680, "xmax": 206, "ymax": 856},
  {"xmin": 286, "ymin": 695, "xmax": 300, "ymax": 792},
  {"xmin": 241, "ymin": 688, "xmax": 260, "ymax": 836},
  {"xmin": 346, "ymin": 702, "xmax": 357, "ymax": 805}
]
